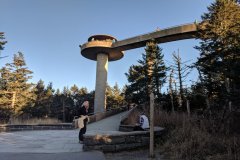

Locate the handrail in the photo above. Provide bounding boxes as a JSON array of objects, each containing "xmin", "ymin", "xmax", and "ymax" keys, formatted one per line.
[
  {"xmin": 116, "ymin": 22, "xmax": 198, "ymax": 42},
  {"xmin": 87, "ymin": 106, "xmax": 127, "ymax": 116},
  {"xmin": 120, "ymin": 106, "xmax": 137, "ymax": 122}
]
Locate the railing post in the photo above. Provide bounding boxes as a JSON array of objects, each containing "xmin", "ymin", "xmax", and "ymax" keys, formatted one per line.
[{"xmin": 149, "ymin": 92, "xmax": 155, "ymax": 158}]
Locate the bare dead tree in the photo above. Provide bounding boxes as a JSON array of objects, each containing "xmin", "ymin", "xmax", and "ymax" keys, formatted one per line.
[
  {"xmin": 169, "ymin": 68, "xmax": 175, "ymax": 113},
  {"xmin": 172, "ymin": 49, "xmax": 191, "ymax": 108}
]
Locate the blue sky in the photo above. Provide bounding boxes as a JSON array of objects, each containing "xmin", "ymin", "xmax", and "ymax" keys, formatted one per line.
[{"xmin": 0, "ymin": 0, "xmax": 214, "ymax": 92}]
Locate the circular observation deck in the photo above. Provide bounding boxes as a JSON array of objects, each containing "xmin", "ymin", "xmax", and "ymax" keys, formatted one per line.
[{"xmin": 80, "ymin": 35, "xmax": 124, "ymax": 61}]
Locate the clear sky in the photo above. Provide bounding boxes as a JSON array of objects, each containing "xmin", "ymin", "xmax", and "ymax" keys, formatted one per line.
[{"xmin": 0, "ymin": 0, "xmax": 214, "ymax": 92}]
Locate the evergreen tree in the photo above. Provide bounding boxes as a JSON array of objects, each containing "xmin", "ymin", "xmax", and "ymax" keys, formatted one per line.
[
  {"xmin": 30, "ymin": 79, "xmax": 47, "ymax": 117},
  {"xmin": 78, "ymin": 87, "xmax": 88, "ymax": 95},
  {"xmin": 106, "ymin": 83, "xmax": 124, "ymax": 109},
  {"xmin": 0, "ymin": 32, "xmax": 7, "ymax": 52},
  {"xmin": 61, "ymin": 86, "xmax": 73, "ymax": 122},
  {"xmin": 125, "ymin": 40, "xmax": 167, "ymax": 104},
  {"xmin": 112, "ymin": 83, "xmax": 124, "ymax": 107},
  {"xmin": 70, "ymin": 84, "xmax": 79, "ymax": 107},
  {"xmin": 196, "ymin": 0, "xmax": 240, "ymax": 108},
  {"xmin": 0, "ymin": 67, "xmax": 12, "ymax": 122},
  {"xmin": 0, "ymin": 52, "xmax": 36, "ymax": 116},
  {"xmin": 45, "ymin": 82, "xmax": 54, "ymax": 117},
  {"xmin": 76, "ymin": 87, "xmax": 88, "ymax": 106},
  {"xmin": 149, "ymin": 41, "xmax": 167, "ymax": 101},
  {"xmin": 52, "ymin": 88, "xmax": 62, "ymax": 119},
  {"xmin": 125, "ymin": 64, "xmax": 148, "ymax": 104},
  {"xmin": 0, "ymin": 67, "xmax": 10, "ymax": 91},
  {"xmin": 106, "ymin": 83, "xmax": 114, "ymax": 109},
  {"xmin": 70, "ymin": 84, "xmax": 79, "ymax": 97}
]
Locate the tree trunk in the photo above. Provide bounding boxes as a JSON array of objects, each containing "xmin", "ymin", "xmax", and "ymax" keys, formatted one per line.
[
  {"xmin": 186, "ymin": 100, "xmax": 190, "ymax": 116},
  {"xmin": 62, "ymin": 98, "xmax": 65, "ymax": 122},
  {"xmin": 169, "ymin": 69, "xmax": 175, "ymax": 113}
]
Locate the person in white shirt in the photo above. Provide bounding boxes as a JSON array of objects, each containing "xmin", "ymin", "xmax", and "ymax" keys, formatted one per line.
[{"xmin": 134, "ymin": 113, "xmax": 149, "ymax": 131}]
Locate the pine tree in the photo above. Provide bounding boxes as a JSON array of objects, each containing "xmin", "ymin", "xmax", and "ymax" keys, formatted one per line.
[
  {"xmin": 149, "ymin": 41, "xmax": 167, "ymax": 101},
  {"xmin": 196, "ymin": 0, "xmax": 240, "ymax": 107},
  {"xmin": 62, "ymin": 86, "xmax": 73, "ymax": 122},
  {"xmin": 106, "ymin": 83, "xmax": 113, "ymax": 109},
  {"xmin": 45, "ymin": 82, "xmax": 54, "ymax": 117},
  {"xmin": 0, "ymin": 32, "xmax": 7, "ymax": 51},
  {"xmin": 125, "ymin": 64, "xmax": 148, "ymax": 104},
  {"xmin": 30, "ymin": 79, "xmax": 47, "ymax": 117},
  {"xmin": 70, "ymin": 84, "xmax": 79, "ymax": 107},
  {"xmin": 0, "ymin": 67, "xmax": 13, "ymax": 122},
  {"xmin": 0, "ymin": 52, "xmax": 36, "ymax": 116},
  {"xmin": 70, "ymin": 84, "xmax": 79, "ymax": 97},
  {"xmin": 125, "ymin": 40, "xmax": 167, "ymax": 104},
  {"xmin": 51, "ymin": 89, "xmax": 62, "ymax": 119},
  {"xmin": 75, "ymin": 86, "xmax": 88, "ymax": 106},
  {"xmin": 112, "ymin": 83, "xmax": 124, "ymax": 107},
  {"xmin": 106, "ymin": 83, "xmax": 124, "ymax": 109}
]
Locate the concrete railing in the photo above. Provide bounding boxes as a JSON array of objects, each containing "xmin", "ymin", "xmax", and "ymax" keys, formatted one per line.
[
  {"xmin": 88, "ymin": 107, "xmax": 127, "ymax": 124},
  {"xmin": 119, "ymin": 106, "xmax": 136, "ymax": 123},
  {"xmin": 119, "ymin": 124, "xmax": 136, "ymax": 132},
  {"xmin": 0, "ymin": 107, "xmax": 127, "ymax": 132}
]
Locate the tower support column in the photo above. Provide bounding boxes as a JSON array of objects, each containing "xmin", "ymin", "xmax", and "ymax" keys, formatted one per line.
[{"xmin": 94, "ymin": 53, "xmax": 108, "ymax": 113}]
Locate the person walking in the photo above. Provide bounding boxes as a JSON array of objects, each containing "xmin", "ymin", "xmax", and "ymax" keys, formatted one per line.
[{"xmin": 78, "ymin": 101, "xmax": 89, "ymax": 143}]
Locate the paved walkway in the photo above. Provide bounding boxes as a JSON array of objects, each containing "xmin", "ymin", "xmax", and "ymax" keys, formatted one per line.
[
  {"xmin": 0, "ymin": 152, "xmax": 105, "ymax": 160},
  {"xmin": 0, "ymin": 111, "xmax": 128, "ymax": 160},
  {"xmin": 87, "ymin": 111, "xmax": 127, "ymax": 134}
]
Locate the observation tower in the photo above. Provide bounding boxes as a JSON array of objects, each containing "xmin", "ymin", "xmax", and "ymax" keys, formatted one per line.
[
  {"xmin": 80, "ymin": 23, "xmax": 198, "ymax": 113},
  {"xmin": 81, "ymin": 35, "xmax": 124, "ymax": 113}
]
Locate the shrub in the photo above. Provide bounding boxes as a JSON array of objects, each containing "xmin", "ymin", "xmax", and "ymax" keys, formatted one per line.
[
  {"xmin": 120, "ymin": 104, "xmax": 240, "ymax": 159},
  {"xmin": 155, "ymin": 109, "xmax": 240, "ymax": 160}
]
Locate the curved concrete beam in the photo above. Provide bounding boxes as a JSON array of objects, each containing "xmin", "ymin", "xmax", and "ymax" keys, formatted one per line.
[
  {"xmin": 80, "ymin": 23, "xmax": 198, "ymax": 113},
  {"xmin": 111, "ymin": 23, "xmax": 197, "ymax": 51}
]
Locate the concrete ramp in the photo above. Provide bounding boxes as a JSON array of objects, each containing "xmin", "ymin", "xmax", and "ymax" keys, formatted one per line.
[{"xmin": 87, "ymin": 111, "xmax": 128, "ymax": 134}]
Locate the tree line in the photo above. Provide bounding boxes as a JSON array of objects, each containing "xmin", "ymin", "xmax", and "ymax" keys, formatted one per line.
[
  {"xmin": 1, "ymin": 0, "xmax": 239, "ymax": 126},
  {"xmin": 125, "ymin": 0, "xmax": 240, "ymax": 122},
  {"xmin": 0, "ymin": 51, "xmax": 124, "ymax": 122}
]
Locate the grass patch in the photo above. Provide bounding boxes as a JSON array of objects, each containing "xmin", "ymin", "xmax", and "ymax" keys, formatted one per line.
[
  {"xmin": 122, "ymin": 105, "xmax": 240, "ymax": 159},
  {"xmin": 155, "ymin": 110, "xmax": 240, "ymax": 160}
]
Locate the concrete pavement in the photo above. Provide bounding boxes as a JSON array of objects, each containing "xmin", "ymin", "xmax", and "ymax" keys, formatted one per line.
[
  {"xmin": 0, "ymin": 130, "xmax": 81, "ymax": 153},
  {"xmin": 0, "ymin": 129, "xmax": 105, "ymax": 160},
  {"xmin": 0, "ymin": 152, "xmax": 105, "ymax": 160},
  {"xmin": 0, "ymin": 111, "xmax": 129, "ymax": 160}
]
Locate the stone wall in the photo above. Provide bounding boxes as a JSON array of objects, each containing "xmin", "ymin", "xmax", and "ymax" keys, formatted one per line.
[
  {"xmin": 0, "ymin": 123, "xmax": 74, "ymax": 132},
  {"xmin": 83, "ymin": 127, "xmax": 164, "ymax": 152},
  {"xmin": 119, "ymin": 124, "xmax": 136, "ymax": 132}
]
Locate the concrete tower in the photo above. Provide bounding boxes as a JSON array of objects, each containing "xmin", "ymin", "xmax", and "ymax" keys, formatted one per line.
[
  {"xmin": 80, "ymin": 23, "xmax": 198, "ymax": 114},
  {"xmin": 80, "ymin": 35, "xmax": 124, "ymax": 113}
]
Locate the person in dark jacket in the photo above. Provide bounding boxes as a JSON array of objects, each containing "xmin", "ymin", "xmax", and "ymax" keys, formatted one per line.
[{"xmin": 78, "ymin": 101, "xmax": 89, "ymax": 143}]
